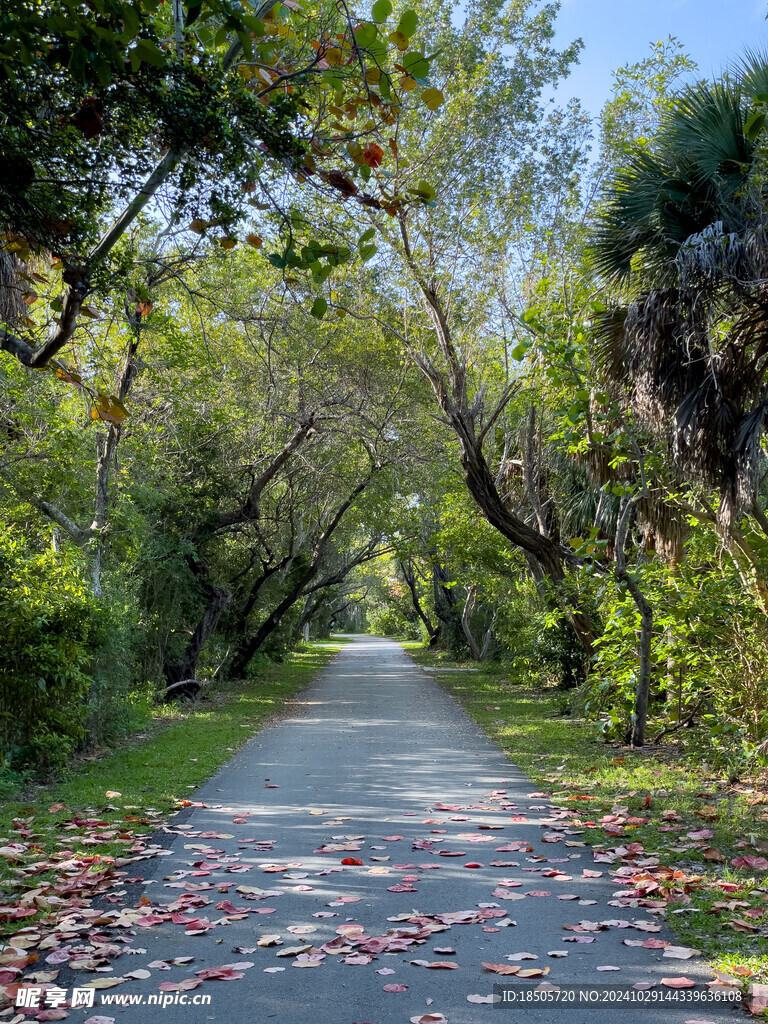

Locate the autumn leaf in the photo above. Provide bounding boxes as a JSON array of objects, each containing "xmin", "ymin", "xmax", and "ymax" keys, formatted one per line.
[
  {"xmin": 482, "ymin": 962, "xmax": 520, "ymax": 975},
  {"xmin": 421, "ymin": 87, "xmax": 444, "ymax": 110}
]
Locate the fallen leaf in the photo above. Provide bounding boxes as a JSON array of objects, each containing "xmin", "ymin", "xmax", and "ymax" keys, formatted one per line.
[
  {"xmin": 663, "ymin": 946, "xmax": 700, "ymax": 960},
  {"xmin": 410, "ymin": 960, "xmax": 458, "ymax": 970},
  {"xmin": 482, "ymin": 962, "xmax": 520, "ymax": 975}
]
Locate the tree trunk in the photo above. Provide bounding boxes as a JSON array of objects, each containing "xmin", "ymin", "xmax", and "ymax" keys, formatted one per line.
[
  {"xmin": 615, "ymin": 498, "xmax": 653, "ymax": 747},
  {"xmin": 229, "ymin": 474, "xmax": 373, "ymax": 676},
  {"xmin": 164, "ymin": 581, "xmax": 231, "ymax": 685},
  {"xmin": 458, "ymin": 439, "xmax": 596, "ymax": 653},
  {"xmin": 400, "ymin": 558, "xmax": 439, "ymax": 641}
]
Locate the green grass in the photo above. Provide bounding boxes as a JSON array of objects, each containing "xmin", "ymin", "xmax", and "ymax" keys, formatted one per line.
[
  {"xmin": 402, "ymin": 641, "xmax": 768, "ymax": 984},
  {"xmin": 0, "ymin": 640, "xmax": 348, "ymax": 921}
]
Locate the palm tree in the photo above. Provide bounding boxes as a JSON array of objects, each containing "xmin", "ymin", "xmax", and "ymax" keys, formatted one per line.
[{"xmin": 591, "ymin": 54, "xmax": 768, "ymax": 531}]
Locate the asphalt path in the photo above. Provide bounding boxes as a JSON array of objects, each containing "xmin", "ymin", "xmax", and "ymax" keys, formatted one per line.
[{"xmin": 81, "ymin": 636, "xmax": 741, "ymax": 1024}]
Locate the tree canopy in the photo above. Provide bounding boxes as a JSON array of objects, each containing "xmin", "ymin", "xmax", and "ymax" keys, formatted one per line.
[{"xmin": 5, "ymin": 3, "xmax": 768, "ymax": 778}]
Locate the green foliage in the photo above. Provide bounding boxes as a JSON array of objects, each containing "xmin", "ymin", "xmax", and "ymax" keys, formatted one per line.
[
  {"xmin": 368, "ymin": 604, "xmax": 422, "ymax": 640},
  {"xmin": 0, "ymin": 534, "xmax": 105, "ymax": 769}
]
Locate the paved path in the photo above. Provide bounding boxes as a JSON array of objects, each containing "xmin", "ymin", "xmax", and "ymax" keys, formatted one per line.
[{"xmin": 88, "ymin": 637, "xmax": 739, "ymax": 1023}]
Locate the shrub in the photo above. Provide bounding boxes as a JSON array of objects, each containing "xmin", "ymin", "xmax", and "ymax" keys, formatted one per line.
[{"xmin": 0, "ymin": 533, "xmax": 105, "ymax": 769}]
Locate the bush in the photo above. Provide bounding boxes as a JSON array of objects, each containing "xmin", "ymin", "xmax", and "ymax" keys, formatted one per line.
[
  {"xmin": 0, "ymin": 533, "xmax": 105, "ymax": 769},
  {"xmin": 367, "ymin": 605, "xmax": 422, "ymax": 640}
]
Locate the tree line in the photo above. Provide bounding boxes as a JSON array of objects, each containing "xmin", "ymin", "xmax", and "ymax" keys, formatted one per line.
[{"xmin": 2, "ymin": 1, "xmax": 768, "ymax": 773}]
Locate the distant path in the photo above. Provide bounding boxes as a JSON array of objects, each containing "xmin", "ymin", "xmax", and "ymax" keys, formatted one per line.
[{"xmin": 106, "ymin": 636, "xmax": 733, "ymax": 1023}]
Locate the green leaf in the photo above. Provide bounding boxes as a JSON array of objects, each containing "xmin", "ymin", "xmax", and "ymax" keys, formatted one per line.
[
  {"xmin": 407, "ymin": 179, "xmax": 435, "ymax": 202},
  {"xmin": 403, "ymin": 51, "xmax": 430, "ymax": 80},
  {"xmin": 312, "ymin": 264, "xmax": 333, "ymax": 283},
  {"xmin": 511, "ymin": 344, "xmax": 525, "ymax": 360},
  {"xmin": 359, "ymin": 227, "xmax": 376, "ymax": 243},
  {"xmin": 372, "ymin": 0, "xmax": 392, "ymax": 23},
  {"xmin": 396, "ymin": 10, "xmax": 418, "ymax": 37},
  {"xmin": 310, "ymin": 297, "xmax": 328, "ymax": 319},
  {"xmin": 359, "ymin": 243, "xmax": 377, "ymax": 261},
  {"xmin": 354, "ymin": 23, "xmax": 378, "ymax": 49},
  {"xmin": 745, "ymin": 110, "xmax": 766, "ymax": 141},
  {"xmin": 120, "ymin": 4, "xmax": 140, "ymax": 41},
  {"xmin": 243, "ymin": 16, "xmax": 266, "ymax": 35},
  {"xmin": 133, "ymin": 38, "xmax": 166, "ymax": 67}
]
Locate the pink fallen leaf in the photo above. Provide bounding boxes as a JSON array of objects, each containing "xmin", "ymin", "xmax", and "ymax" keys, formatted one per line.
[
  {"xmin": 732, "ymin": 856, "xmax": 768, "ymax": 870},
  {"xmin": 492, "ymin": 888, "xmax": 526, "ymax": 901},
  {"xmin": 194, "ymin": 966, "xmax": 245, "ymax": 980},
  {"xmin": 410, "ymin": 1016, "xmax": 447, "ymax": 1024},
  {"xmin": 383, "ymin": 983, "xmax": 408, "ymax": 992},
  {"xmin": 596, "ymin": 966, "xmax": 620, "ymax": 972},
  {"xmin": 84, "ymin": 1018, "xmax": 116, "ymax": 1024},
  {"xmin": 377, "ymin": 968, "xmax": 396, "ymax": 975},
  {"xmin": 158, "ymin": 978, "xmax": 202, "ymax": 992},
  {"xmin": 467, "ymin": 994, "xmax": 500, "ymax": 1003},
  {"xmin": 661, "ymin": 977, "xmax": 696, "ymax": 989},
  {"xmin": 292, "ymin": 954, "xmax": 325, "ymax": 968}
]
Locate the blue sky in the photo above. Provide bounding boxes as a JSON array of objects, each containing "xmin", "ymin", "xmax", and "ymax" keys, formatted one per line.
[{"xmin": 552, "ymin": 0, "xmax": 768, "ymax": 115}]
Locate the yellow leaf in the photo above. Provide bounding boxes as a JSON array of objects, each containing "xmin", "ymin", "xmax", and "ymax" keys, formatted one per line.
[{"xmin": 421, "ymin": 87, "xmax": 444, "ymax": 110}]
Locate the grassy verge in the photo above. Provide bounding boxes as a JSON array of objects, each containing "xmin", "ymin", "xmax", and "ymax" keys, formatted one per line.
[
  {"xmin": 403, "ymin": 641, "xmax": 768, "ymax": 985},
  {"xmin": 0, "ymin": 640, "xmax": 348, "ymax": 921}
]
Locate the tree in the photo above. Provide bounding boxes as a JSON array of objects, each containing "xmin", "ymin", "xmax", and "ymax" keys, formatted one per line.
[
  {"xmin": 592, "ymin": 54, "xmax": 768, "ymax": 533},
  {"xmin": 361, "ymin": 0, "xmax": 595, "ymax": 650},
  {"xmin": 0, "ymin": 0, "xmax": 441, "ymax": 390}
]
